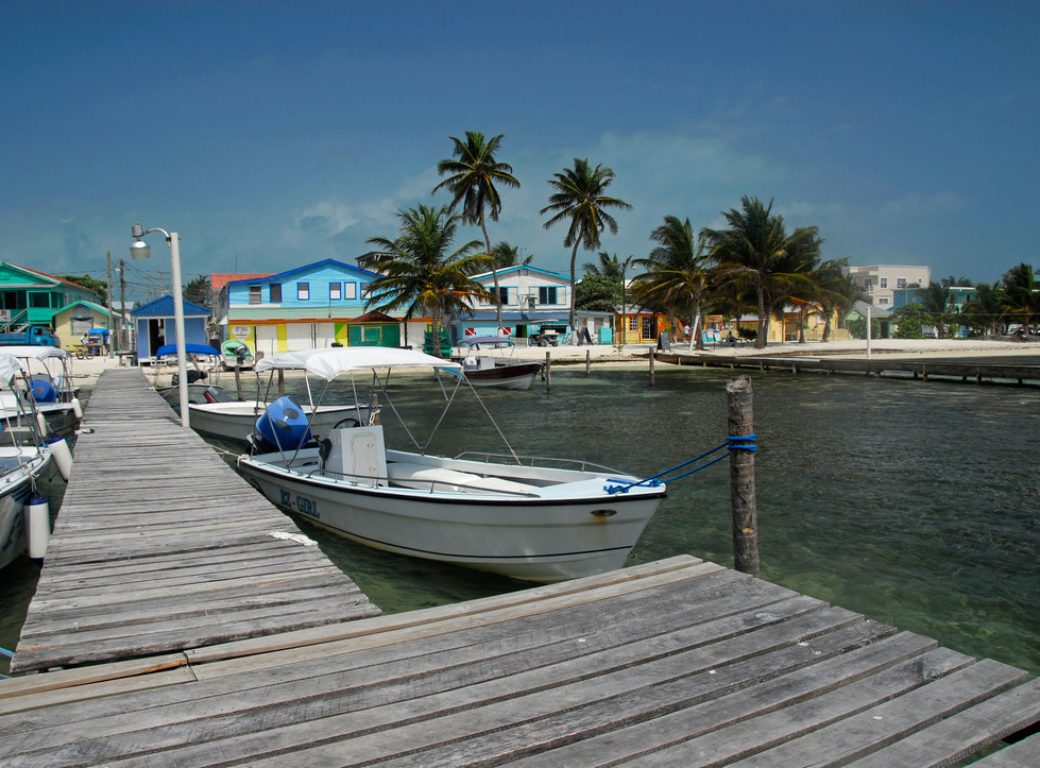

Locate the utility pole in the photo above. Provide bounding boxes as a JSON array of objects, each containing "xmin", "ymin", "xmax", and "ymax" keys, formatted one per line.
[
  {"xmin": 119, "ymin": 258, "xmax": 128, "ymax": 355},
  {"xmin": 105, "ymin": 252, "xmax": 115, "ymax": 357}
]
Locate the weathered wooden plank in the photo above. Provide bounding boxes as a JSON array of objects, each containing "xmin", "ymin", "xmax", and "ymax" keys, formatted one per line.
[
  {"xmin": 637, "ymin": 659, "xmax": 1027, "ymax": 767},
  {"xmin": 1, "ymin": 600, "xmax": 874, "ymax": 764},
  {"xmin": 373, "ymin": 637, "xmax": 956, "ymax": 768},
  {"xmin": 846, "ymin": 677, "xmax": 1040, "ymax": 768},
  {"xmin": 185, "ymin": 557, "xmax": 723, "ymax": 668},
  {"xmin": 966, "ymin": 732, "xmax": 1040, "ymax": 767}
]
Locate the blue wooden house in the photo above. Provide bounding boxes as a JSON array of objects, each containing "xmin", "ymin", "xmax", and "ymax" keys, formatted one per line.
[
  {"xmin": 131, "ymin": 295, "xmax": 212, "ymax": 360},
  {"xmin": 215, "ymin": 259, "xmax": 392, "ymax": 356}
]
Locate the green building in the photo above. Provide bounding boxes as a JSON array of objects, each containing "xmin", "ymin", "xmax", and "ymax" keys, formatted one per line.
[{"xmin": 0, "ymin": 262, "xmax": 102, "ymax": 330}]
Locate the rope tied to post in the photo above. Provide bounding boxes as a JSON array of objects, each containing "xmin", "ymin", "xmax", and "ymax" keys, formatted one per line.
[{"xmin": 605, "ymin": 433, "xmax": 758, "ymax": 494}]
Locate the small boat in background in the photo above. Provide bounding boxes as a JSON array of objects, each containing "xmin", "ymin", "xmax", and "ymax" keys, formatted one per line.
[
  {"xmin": 153, "ymin": 344, "xmax": 224, "ymax": 405},
  {"xmin": 221, "ymin": 339, "xmax": 254, "ymax": 371},
  {"xmin": 455, "ymin": 336, "xmax": 543, "ymax": 391}
]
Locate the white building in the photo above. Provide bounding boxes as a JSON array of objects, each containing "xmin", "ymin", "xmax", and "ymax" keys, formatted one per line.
[{"xmin": 844, "ymin": 264, "xmax": 931, "ymax": 308}]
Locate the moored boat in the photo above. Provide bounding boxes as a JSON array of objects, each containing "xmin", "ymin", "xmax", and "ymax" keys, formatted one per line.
[
  {"xmin": 455, "ymin": 336, "xmax": 543, "ymax": 390},
  {"xmin": 236, "ymin": 347, "xmax": 666, "ymax": 582},
  {"xmin": 0, "ymin": 354, "xmax": 58, "ymax": 570}
]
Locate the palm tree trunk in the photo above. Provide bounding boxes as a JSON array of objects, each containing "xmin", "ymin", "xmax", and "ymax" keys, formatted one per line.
[
  {"xmin": 798, "ymin": 306, "xmax": 806, "ymax": 343},
  {"xmin": 480, "ymin": 215, "xmax": 502, "ymax": 333},
  {"xmin": 756, "ymin": 286, "xmax": 768, "ymax": 349},
  {"xmin": 691, "ymin": 303, "xmax": 704, "ymax": 351},
  {"xmin": 568, "ymin": 240, "xmax": 580, "ymax": 344}
]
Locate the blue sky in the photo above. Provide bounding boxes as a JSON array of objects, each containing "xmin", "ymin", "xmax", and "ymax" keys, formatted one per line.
[{"xmin": 1, "ymin": 1, "xmax": 1036, "ymax": 300}]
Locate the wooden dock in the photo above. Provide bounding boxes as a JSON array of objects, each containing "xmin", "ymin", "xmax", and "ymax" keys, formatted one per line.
[
  {"xmin": 651, "ymin": 349, "xmax": 1040, "ymax": 385},
  {"xmin": 10, "ymin": 368, "xmax": 380, "ymax": 674},
  {"xmin": 1, "ymin": 368, "xmax": 1037, "ymax": 765}
]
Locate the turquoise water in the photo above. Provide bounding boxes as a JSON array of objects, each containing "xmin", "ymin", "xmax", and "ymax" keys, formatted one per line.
[{"xmin": 2, "ymin": 366, "xmax": 1037, "ymax": 678}]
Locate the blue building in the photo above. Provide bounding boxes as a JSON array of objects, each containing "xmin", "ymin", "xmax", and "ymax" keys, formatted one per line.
[
  {"xmin": 215, "ymin": 259, "xmax": 394, "ymax": 355},
  {"xmin": 132, "ymin": 295, "xmax": 211, "ymax": 360}
]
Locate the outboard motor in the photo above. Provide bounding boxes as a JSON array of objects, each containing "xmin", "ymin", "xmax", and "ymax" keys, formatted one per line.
[
  {"xmin": 171, "ymin": 370, "xmax": 207, "ymax": 386},
  {"xmin": 253, "ymin": 395, "xmax": 312, "ymax": 452}
]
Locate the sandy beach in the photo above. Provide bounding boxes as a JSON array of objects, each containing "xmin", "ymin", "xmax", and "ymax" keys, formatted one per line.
[{"xmin": 66, "ymin": 336, "xmax": 1039, "ymax": 389}]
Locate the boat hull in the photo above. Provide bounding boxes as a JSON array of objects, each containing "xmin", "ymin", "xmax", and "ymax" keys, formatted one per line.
[
  {"xmin": 237, "ymin": 449, "xmax": 664, "ymax": 583},
  {"xmin": 463, "ymin": 361, "xmax": 542, "ymax": 390},
  {"xmin": 0, "ymin": 450, "xmax": 51, "ymax": 570},
  {"xmin": 189, "ymin": 402, "xmax": 372, "ymax": 443}
]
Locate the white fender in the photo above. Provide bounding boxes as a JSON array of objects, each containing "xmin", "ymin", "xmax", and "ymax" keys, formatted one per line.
[
  {"xmin": 26, "ymin": 494, "xmax": 50, "ymax": 559},
  {"xmin": 71, "ymin": 397, "xmax": 83, "ymax": 420},
  {"xmin": 35, "ymin": 409, "xmax": 47, "ymax": 436},
  {"xmin": 47, "ymin": 435, "xmax": 73, "ymax": 481}
]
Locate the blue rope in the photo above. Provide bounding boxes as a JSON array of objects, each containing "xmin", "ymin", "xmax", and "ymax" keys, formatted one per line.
[
  {"xmin": 605, "ymin": 434, "xmax": 758, "ymax": 494},
  {"xmin": 0, "ymin": 647, "xmax": 13, "ymax": 659}
]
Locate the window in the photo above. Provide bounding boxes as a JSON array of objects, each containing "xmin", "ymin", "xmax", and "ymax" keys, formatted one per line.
[
  {"xmin": 29, "ymin": 292, "xmax": 50, "ymax": 308},
  {"xmin": 896, "ymin": 278, "xmax": 907, "ymax": 289},
  {"xmin": 864, "ymin": 278, "xmax": 873, "ymax": 291},
  {"xmin": 628, "ymin": 317, "xmax": 638, "ymax": 332},
  {"xmin": 497, "ymin": 287, "xmax": 509, "ymax": 305},
  {"xmin": 880, "ymin": 277, "xmax": 888, "ymax": 289},
  {"xmin": 538, "ymin": 286, "xmax": 558, "ymax": 305},
  {"xmin": 270, "ymin": 284, "xmax": 282, "ymax": 302},
  {"xmin": 878, "ymin": 297, "xmax": 890, "ymax": 305},
  {"xmin": 249, "ymin": 285, "xmax": 262, "ymax": 305},
  {"xmin": 297, "ymin": 282, "xmax": 310, "ymax": 301},
  {"xmin": 344, "ymin": 282, "xmax": 357, "ymax": 299},
  {"xmin": 329, "ymin": 282, "xmax": 341, "ymax": 301}
]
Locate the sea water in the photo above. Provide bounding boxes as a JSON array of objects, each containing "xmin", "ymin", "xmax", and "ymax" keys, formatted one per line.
[{"xmin": 2, "ymin": 365, "xmax": 1037, "ymax": 678}]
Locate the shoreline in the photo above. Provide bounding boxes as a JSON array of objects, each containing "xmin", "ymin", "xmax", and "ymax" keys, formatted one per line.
[{"xmin": 65, "ymin": 337, "xmax": 1039, "ymax": 388}]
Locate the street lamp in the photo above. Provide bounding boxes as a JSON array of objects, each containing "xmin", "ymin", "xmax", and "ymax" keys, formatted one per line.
[{"xmin": 130, "ymin": 222, "xmax": 190, "ymax": 429}]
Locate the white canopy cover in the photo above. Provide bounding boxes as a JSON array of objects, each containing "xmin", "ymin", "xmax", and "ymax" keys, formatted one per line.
[
  {"xmin": 254, "ymin": 347, "xmax": 462, "ymax": 380},
  {"xmin": 0, "ymin": 354, "xmax": 25, "ymax": 385},
  {"xmin": 0, "ymin": 346, "xmax": 68, "ymax": 361}
]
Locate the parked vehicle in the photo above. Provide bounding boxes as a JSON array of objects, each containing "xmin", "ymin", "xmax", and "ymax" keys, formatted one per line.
[{"xmin": 0, "ymin": 326, "xmax": 59, "ymax": 347}]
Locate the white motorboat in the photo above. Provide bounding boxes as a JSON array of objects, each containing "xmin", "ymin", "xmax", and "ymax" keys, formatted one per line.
[
  {"xmin": 0, "ymin": 355, "xmax": 56, "ymax": 570},
  {"xmin": 236, "ymin": 347, "xmax": 666, "ymax": 583},
  {"xmin": 455, "ymin": 336, "xmax": 543, "ymax": 390},
  {"xmin": 0, "ymin": 346, "xmax": 82, "ymax": 438},
  {"xmin": 187, "ymin": 394, "xmax": 374, "ymax": 445}
]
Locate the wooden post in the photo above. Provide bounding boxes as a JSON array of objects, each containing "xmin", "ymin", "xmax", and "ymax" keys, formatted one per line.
[
  {"xmin": 234, "ymin": 362, "xmax": 243, "ymax": 401},
  {"xmin": 277, "ymin": 368, "xmax": 285, "ymax": 396},
  {"xmin": 586, "ymin": 348, "xmax": 591, "ymax": 375},
  {"xmin": 649, "ymin": 346, "xmax": 655, "ymax": 387},
  {"xmin": 544, "ymin": 351, "xmax": 552, "ymax": 393},
  {"xmin": 727, "ymin": 375, "xmax": 759, "ymax": 577}
]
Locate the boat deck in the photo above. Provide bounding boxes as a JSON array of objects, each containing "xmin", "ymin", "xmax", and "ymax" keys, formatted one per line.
[{"xmin": 1, "ymin": 368, "xmax": 1036, "ymax": 765}]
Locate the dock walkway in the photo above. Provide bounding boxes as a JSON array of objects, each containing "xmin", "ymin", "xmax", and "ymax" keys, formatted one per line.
[
  {"xmin": 1, "ymin": 369, "xmax": 1036, "ymax": 765},
  {"xmin": 652, "ymin": 349, "xmax": 1040, "ymax": 385}
]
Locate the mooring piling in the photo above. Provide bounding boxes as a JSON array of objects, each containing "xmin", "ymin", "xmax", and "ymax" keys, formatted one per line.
[{"xmin": 727, "ymin": 375, "xmax": 759, "ymax": 577}]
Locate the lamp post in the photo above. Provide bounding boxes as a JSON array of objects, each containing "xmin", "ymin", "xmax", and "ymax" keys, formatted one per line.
[{"xmin": 130, "ymin": 223, "xmax": 190, "ymax": 429}]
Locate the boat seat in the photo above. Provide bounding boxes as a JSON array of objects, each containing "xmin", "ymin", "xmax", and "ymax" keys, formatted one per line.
[{"xmin": 387, "ymin": 462, "xmax": 534, "ymax": 495}]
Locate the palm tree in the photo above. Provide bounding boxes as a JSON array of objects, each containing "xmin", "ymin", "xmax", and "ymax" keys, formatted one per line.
[
  {"xmin": 701, "ymin": 196, "xmax": 819, "ymax": 349},
  {"xmin": 811, "ymin": 258, "xmax": 864, "ymax": 342},
  {"xmin": 1000, "ymin": 262, "xmax": 1040, "ymax": 332},
  {"xmin": 358, "ymin": 204, "xmax": 492, "ymax": 356},
  {"xmin": 492, "ymin": 241, "xmax": 533, "ymax": 269},
  {"xmin": 960, "ymin": 282, "xmax": 1004, "ymax": 336},
  {"xmin": 433, "ymin": 132, "xmax": 520, "ymax": 333},
  {"xmin": 631, "ymin": 216, "xmax": 715, "ymax": 351},
  {"xmin": 917, "ymin": 281, "xmax": 953, "ymax": 338},
  {"xmin": 582, "ymin": 251, "xmax": 627, "ymax": 280},
  {"xmin": 541, "ymin": 158, "xmax": 632, "ymax": 339}
]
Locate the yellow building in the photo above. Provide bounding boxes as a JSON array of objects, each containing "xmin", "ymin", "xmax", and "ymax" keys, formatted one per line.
[{"xmin": 52, "ymin": 300, "xmax": 114, "ymax": 351}]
